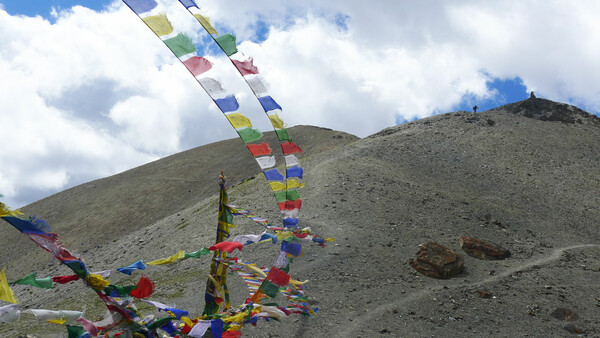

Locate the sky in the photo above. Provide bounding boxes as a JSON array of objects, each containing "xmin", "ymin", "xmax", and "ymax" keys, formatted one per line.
[{"xmin": 0, "ymin": 0, "xmax": 599, "ymax": 208}]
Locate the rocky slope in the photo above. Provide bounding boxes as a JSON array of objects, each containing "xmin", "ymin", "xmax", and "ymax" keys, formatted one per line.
[{"xmin": 1, "ymin": 98, "xmax": 599, "ymax": 337}]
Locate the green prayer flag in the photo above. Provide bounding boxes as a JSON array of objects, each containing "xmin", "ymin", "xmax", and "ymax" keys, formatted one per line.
[
  {"xmin": 66, "ymin": 325, "xmax": 84, "ymax": 338},
  {"xmin": 258, "ymin": 280, "xmax": 279, "ymax": 298},
  {"xmin": 275, "ymin": 128, "xmax": 290, "ymax": 142},
  {"xmin": 164, "ymin": 33, "xmax": 196, "ymax": 58},
  {"xmin": 274, "ymin": 189, "xmax": 300, "ymax": 202},
  {"xmin": 10, "ymin": 272, "xmax": 53, "ymax": 289},
  {"xmin": 104, "ymin": 284, "xmax": 137, "ymax": 297},
  {"xmin": 185, "ymin": 247, "xmax": 210, "ymax": 258},
  {"xmin": 148, "ymin": 316, "xmax": 176, "ymax": 331},
  {"xmin": 65, "ymin": 261, "xmax": 88, "ymax": 278},
  {"xmin": 238, "ymin": 127, "xmax": 263, "ymax": 143},
  {"xmin": 215, "ymin": 34, "xmax": 238, "ymax": 56}
]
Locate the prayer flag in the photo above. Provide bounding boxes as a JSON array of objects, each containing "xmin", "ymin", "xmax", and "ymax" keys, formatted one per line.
[
  {"xmin": 247, "ymin": 143, "xmax": 272, "ymax": 156},
  {"xmin": 117, "ymin": 260, "xmax": 146, "ymax": 275},
  {"xmin": 281, "ymin": 240, "xmax": 302, "ymax": 257},
  {"xmin": 143, "ymin": 14, "xmax": 173, "ymax": 36},
  {"xmin": 147, "ymin": 250, "xmax": 186, "ymax": 265},
  {"xmin": 179, "ymin": 0, "xmax": 197, "ymax": 9},
  {"xmin": 183, "ymin": 56, "xmax": 212, "ymax": 76},
  {"xmin": 283, "ymin": 218, "xmax": 299, "ymax": 227},
  {"xmin": 257, "ymin": 96, "xmax": 282, "ymax": 112},
  {"xmin": 255, "ymin": 156, "xmax": 276, "ymax": 169},
  {"xmin": 232, "ymin": 58, "xmax": 259, "ymax": 76},
  {"xmin": 226, "ymin": 113, "xmax": 253, "ymax": 129},
  {"xmin": 247, "ymin": 76, "xmax": 268, "ymax": 94},
  {"xmin": 237, "ymin": 127, "xmax": 263, "ymax": 143},
  {"xmin": 164, "ymin": 33, "xmax": 196, "ymax": 57},
  {"xmin": 275, "ymin": 128, "xmax": 290, "ymax": 142},
  {"xmin": 130, "ymin": 275, "xmax": 154, "ymax": 298},
  {"xmin": 266, "ymin": 267, "xmax": 290, "ymax": 287},
  {"xmin": 286, "ymin": 166, "xmax": 304, "ymax": 179},
  {"xmin": 214, "ymin": 95, "xmax": 240, "ymax": 113},
  {"xmin": 215, "ymin": 34, "xmax": 237, "ymax": 56},
  {"xmin": 0, "ymin": 304, "xmax": 20, "ymax": 323},
  {"xmin": 281, "ymin": 142, "xmax": 302, "ymax": 155},
  {"xmin": 278, "ymin": 199, "xmax": 302, "ymax": 210},
  {"xmin": 10, "ymin": 272, "xmax": 53, "ymax": 289},
  {"xmin": 0, "ymin": 268, "xmax": 17, "ymax": 304},
  {"xmin": 185, "ymin": 247, "xmax": 210, "ymax": 258},
  {"xmin": 123, "ymin": 0, "xmax": 157, "ymax": 14},
  {"xmin": 52, "ymin": 275, "xmax": 79, "ymax": 284},
  {"xmin": 268, "ymin": 113, "xmax": 285, "ymax": 129},
  {"xmin": 193, "ymin": 14, "xmax": 218, "ymax": 35},
  {"xmin": 209, "ymin": 241, "xmax": 243, "ymax": 253},
  {"xmin": 258, "ymin": 280, "xmax": 279, "ymax": 298},
  {"xmin": 264, "ymin": 169, "xmax": 284, "ymax": 181},
  {"xmin": 199, "ymin": 78, "xmax": 226, "ymax": 96}
]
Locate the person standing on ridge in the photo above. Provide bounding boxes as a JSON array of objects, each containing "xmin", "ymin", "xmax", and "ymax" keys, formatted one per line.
[{"xmin": 473, "ymin": 105, "xmax": 478, "ymax": 112}]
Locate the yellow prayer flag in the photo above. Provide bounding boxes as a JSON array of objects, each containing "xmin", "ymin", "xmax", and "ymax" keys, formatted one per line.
[
  {"xmin": 286, "ymin": 179, "xmax": 305, "ymax": 189},
  {"xmin": 86, "ymin": 274, "xmax": 111, "ymax": 291},
  {"xmin": 0, "ymin": 202, "xmax": 23, "ymax": 217},
  {"xmin": 0, "ymin": 268, "xmax": 18, "ymax": 304},
  {"xmin": 225, "ymin": 113, "xmax": 253, "ymax": 129},
  {"xmin": 181, "ymin": 316, "xmax": 194, "ymax": 328},
  {"xmin": 268, "ymin": 113, "xmax": 285, "ymax": 129},
  {"xmin": 269, "ymin": 181, "xmax": 286, "ymax": 192},
  {"xmin": 147, "ymin": 250, "xmax": 186, "ymax": 265},
  {"xmin": 47, "ymin": 319, "xmax": 66, "ymax": 325},
  {"xmin": 194, "ymin": 14, "xmax": 218, "ymax": 35},
  {"xmin": 143, "ymin": 14, "xmax": 174, "ymax": 36}
]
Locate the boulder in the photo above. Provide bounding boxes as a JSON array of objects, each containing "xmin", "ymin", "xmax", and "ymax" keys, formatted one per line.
[
  {"xmin": 459, "ymin": 236, "xmax": 511, "ymax": 260},
  {"xmin": 409, "ymin": 242, "xmax": 464, "ymax": 279}
]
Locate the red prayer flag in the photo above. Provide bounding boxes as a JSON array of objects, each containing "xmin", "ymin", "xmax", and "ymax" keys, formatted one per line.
[
  {"xmin": 278, "ymin": 199, "xmax": 302, "ymax": 211},
  {"xmin": 222, "ymin": 330, "xmax": 243, "ymax": 338},
  {"xmin": 182, "ymin": 56, "xmax": 212, "ymax": 76},
  {"xmin": 247, "ymin": 143, "xmax": 272, "ymax": 156},
  {"xmin": 130, "ymin": 275, "xmax": 154, "ymax": 299},
  {"xmin": 52, "ymin": 275, "xmax": 80, "ymax": 284},
  {"xmin": 232, "ymin": 58, "xmax": 259, "ymax": 76},
  {"xmin": 209, "ymin": 241, "xmax": 244, "ymax": 253},
  {"xmin": 266, "ymin": 267, "xmax": 290, "ymax": 287},
  {"xmin": 281, "ymin": 142, "xmax": 302, "ymax": 155}
]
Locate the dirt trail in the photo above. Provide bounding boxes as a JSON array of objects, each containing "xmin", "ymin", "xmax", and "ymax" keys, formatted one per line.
[{"xmin": 336, "ymin": 243, "xmax": 600, "ymax": 337}]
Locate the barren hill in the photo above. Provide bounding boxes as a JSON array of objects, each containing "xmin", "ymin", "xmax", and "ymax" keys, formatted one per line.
[{"xmin": 2, "ymin": 98, "xmax": 599, "ymax": 337}]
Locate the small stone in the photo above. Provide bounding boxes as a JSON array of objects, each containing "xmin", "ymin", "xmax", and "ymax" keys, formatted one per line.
[
  {"xmin": 564, "ymin": 324, "xmax": 584, "ymax": 334},
  {"xmin": 459, "ymin": 236, "xmax": 511, "ymax": 260},
  {"xmin": 409, "ymin": 242, "xmax": 464, "ymax": 279},
  {"xmin": 551, "ymin": 308, "xmax": 577, "ymax": 322},
  {"xmin": 476, "ymin": 290, "xmax": 493, "ymax": 298}
]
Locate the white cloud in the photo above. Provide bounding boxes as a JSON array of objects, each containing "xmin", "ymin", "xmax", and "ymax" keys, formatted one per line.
[{"xmin": 1, "ymin": 0, "xmax": 599, "ymax": 207}]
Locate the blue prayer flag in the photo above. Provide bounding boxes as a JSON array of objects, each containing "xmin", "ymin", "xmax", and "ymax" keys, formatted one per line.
[
  {"xmin": 264, "ymin": 169, "xmax": 285, "ymax": 181},
  {"xmin": 258, "ymin": 96, "xmax": 282, "ymax": 112},
  {"xmin": 214, "ymin": 95, "xmax": 239, "ymax": 113},
  {"xmin": 178, "ymin": 0, "xmax": 197, "ymax": 8},
  {"xmin": 123, "ymin": 0, "xmax": 158, "ymax": 14},
  {"xmin": 281, "ymin": 240, "xmax": 302, "ymax": 256},
  {"xmin": 286, "ymin": 166, "xmax": 304, "ymax": 179},
  {"xmin": 117, "ymin": 260, "xmax": 146, "ymax": 275}
]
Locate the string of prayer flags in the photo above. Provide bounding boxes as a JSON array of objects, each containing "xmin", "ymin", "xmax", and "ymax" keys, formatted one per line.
[{"xmin": 122, "ymin": 0, "xmax": 295, "ymax": 219}]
